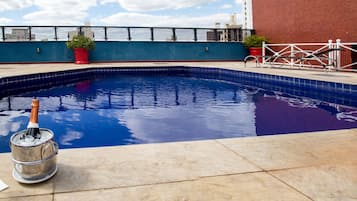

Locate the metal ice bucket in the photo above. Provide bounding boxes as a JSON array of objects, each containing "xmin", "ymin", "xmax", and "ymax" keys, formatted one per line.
[{"xmin": 10, "ymin": 128, "xmax": 58, "ymax": 182}]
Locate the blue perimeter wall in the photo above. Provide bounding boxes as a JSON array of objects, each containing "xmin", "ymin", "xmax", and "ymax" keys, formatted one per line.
[{"xmin": 0, "ymin": 41, "xmax": 248, "ymax": 63}]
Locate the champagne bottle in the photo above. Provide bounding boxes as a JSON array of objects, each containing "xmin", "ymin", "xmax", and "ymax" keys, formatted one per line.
[{"xmin": 25, "ymin": 99, "xmax": 41, "ymax": 139}]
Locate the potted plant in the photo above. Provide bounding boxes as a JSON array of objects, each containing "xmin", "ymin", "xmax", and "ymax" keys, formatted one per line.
[
  {"xmin": 243, "ymin": 35, "xmax": 269, "ymax": 62},
  {"xmin": 66, "ymin": 35, "xmax": 95, "ymax": 64}
]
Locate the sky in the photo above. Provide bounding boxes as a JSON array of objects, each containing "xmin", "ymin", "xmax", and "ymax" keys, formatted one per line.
[{"xmin": 0, "ymin": 0, "xmax": 247, "ymax": 28}]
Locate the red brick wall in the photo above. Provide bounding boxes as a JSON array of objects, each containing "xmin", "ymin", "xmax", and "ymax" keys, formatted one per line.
[{"xmin": 252, "ymin": 0, "xmax": 357, "ymax": 43}]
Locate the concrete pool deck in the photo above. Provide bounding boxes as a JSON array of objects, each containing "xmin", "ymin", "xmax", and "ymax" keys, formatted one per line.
[
  {"xmin": 0, "ymin": 129, "xmax": 357, "ymax": 201},
  {"xmin": 0, "ymin": 61, "xmax": 356, "ymax": 84},
  {"xmin": 0, "ymin": 62, "xmax": 356, "ymax": 200}
]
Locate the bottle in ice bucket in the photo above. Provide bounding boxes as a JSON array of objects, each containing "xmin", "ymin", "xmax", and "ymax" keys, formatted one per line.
[
  {"xmin": 10, "ymin": 98, "xmax": 59, "ymax": 183},
  {"xmin": 22, "ymin": 99, "xmax": 41, "ymax": 140}
]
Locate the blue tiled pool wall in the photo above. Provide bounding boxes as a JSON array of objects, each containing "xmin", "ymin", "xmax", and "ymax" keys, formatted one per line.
[
  {"xmin": 0, "ymin": 70, "xmax": 94, "ymax": 96},
  {"xmin": 1, "ymin": 66, "xmax": 356, "ymax": 106},
  {"xmin": 187, "ymin": 68, "xmax": 356, "ymax": 106}
]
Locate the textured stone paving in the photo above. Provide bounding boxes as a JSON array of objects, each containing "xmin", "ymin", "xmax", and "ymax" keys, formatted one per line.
[
  {"xmin": 0, "ymin": 61, "xmax": 356, "ymax": 84},
  {"xmin": 0, "ymin": 129, "xmax": 356, "ymax": 201}
]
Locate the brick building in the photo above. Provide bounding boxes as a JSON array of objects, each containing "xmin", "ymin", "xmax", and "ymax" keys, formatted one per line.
[
  {"xmin": 250, "ymin": 0, "xmax": 357, "ymax": 68},
  {"xmin": 251, "ymin": 0, "xmax": 357, "ymax": 43}
]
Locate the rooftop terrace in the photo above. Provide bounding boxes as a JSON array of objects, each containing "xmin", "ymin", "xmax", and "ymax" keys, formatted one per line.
[{"xmin": 0, "ymin": 62, "xmax": 356, "ymax": 201}]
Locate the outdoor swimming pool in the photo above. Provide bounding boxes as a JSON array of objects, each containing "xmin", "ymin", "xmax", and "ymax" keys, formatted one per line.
[{"xmin": 0, "ymin": 68, "xmax": 356, "ymax": 152}]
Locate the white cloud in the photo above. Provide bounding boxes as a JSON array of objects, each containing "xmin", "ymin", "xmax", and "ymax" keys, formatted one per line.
[
  {"xmin": 99, "ymin": 0, "xmax": 117, "ymax": 5},
  {"xmin": 64, "ymin": 113, "xmax": 81, "ymax": 122},
  {"xmin": 114, "ymin": 0, "xmax": 215, "ymax": 12},
  {"xmin": 220, "ymin": 4, "xmax": 232, "ymax": 9},
  {"xmin": 0, "ymin": 0, "xmax": 33, "ymax": 12},
  {"xmin": 24, "ymin": 10, "xmax": 88, "ymax": 25},
  {"xmin": 0, "ymin": 110, "xmax": 27, "ymax": 137},
  {"xmin": 32, "ymin": 0, "xmax": 96, "ymax": 10},
  {"xmin": 0, "ymin": 17, "xmax": 13, "ymax": 25},
  {"xmin": 60, "ymin": 130, "xmax": 83, "ymax": 145},
  {"xmin": 23, "ymin": 0, "xmax": 97, "ymax": 25},
  {"xmin": 100, "ymin": 12, "xmax": 235, "ymax": 27},
  {"xmin": 116, "ymin": 102, "xmax": 256, "ymax": 143},
  {"xmin": 235, "ymin": 0, "xmax": 243, "ymax": 4},
  {"xmin": 3, "ymin": 0, "xmax": 242, "ymax": 26}
]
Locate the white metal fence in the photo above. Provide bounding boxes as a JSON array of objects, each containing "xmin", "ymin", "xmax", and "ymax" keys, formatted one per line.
[
  {"xmin": 337, "ymin": 40, "xmax": 357, "ymax": 70},
  {"xmin": 260, "ymin": 40, "xmax": 357, "ymax": 71}
]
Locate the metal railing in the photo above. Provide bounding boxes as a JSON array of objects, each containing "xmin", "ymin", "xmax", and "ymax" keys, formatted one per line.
[
  {"xmin": 0, "ymin": 25, "xmax": 254, "ymax": 42},
  {"xmin": 263, "ymin": 42, "xmax": 335, "ymax": 68},
  {"xmin": 260, "ymin": 40, "xmax": 357, "ymax": 71},
  {"xmin": 336, "ymin": 40, "xmax": 357, "ymax": 70}
]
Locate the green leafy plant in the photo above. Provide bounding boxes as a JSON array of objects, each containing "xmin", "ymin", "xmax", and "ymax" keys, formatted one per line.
[
  {"xmin": 243, "ymin": 35, "xmax": 269, "ymax": 48},
  {"xmin": 66, "ymin": 35, "xmax": 95, "ymax": 50}
]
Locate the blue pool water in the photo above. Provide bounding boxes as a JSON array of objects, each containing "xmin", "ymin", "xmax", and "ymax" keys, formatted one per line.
[{"xmin": 0, "ymin": 74, "xmax": 356, "ymax": 153}]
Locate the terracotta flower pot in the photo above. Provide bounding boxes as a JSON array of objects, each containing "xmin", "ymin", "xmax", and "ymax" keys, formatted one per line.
[
  {"xmin": 249, "ymin": 47, "xmax": 263, "ymax": 63},
  {"xmin": 73, "ymin": 48, "xmax": 89, "ymax": 64}
]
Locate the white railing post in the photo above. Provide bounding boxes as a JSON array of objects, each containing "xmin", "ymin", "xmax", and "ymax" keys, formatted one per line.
[
  {"xmin": 262, "ymin": 41, "xmax": 266, "ymax": 64},
  {"xmin": 290, "ymin": 44, "xmax": 294, "ymax": 66},
  {"xmin": 336, "ymin": 39, "xmax": 341, "ymax": 70},
  {"xmin": 328, "ymin": 39, "xmax": 333, "ymax": 67}
]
